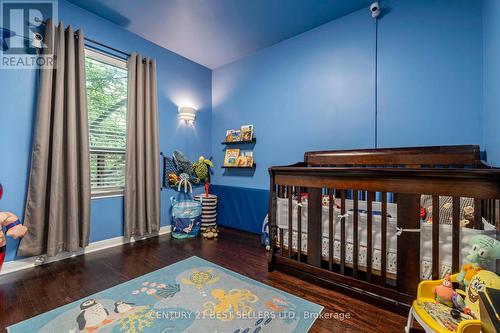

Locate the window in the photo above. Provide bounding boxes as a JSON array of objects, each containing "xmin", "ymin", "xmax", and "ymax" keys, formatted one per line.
[{"xmin": 85, "ymin": 49, "xmax": 128, "ymax": 197}]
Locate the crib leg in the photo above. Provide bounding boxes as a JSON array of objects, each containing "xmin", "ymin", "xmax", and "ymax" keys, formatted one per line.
[{"xmin": 405, "ymin": 307, "xmax": 414, "ymax": 333}]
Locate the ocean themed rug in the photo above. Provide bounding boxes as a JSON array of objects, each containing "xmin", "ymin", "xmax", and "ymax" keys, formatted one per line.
[{"xmin": 8, "ymin": 256, "xmax": 323, "ymax": 333}]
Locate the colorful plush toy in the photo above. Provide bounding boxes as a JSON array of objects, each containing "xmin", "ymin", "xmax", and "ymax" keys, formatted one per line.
[
  {"xmin": 193, "ymin": 156, "xmax": 213, "ymax": 183},
  {"xmin": 0, "ymin": 183, "xmax": 28, "ymax": 271},
  {"xmin": 175, "ymin": 173, "xmax": 193, "ymax": 193},
  {"xmin": 433, "ymin": 274, "xmax": 457, "ymax": 307},
  {"xmin": 168, "ymin": 173, "xmax": 179, "ymax": 186},
  {"xmin": 201, "ymin": 226, "xmax": 219, "ymax": 239},
  {"xmin": 456, "ymin": 270, "xmax": 500, "ymax": 317},
  {"xmin": 457, "ymin": 235, "xmax": 500, "ymax": 288}
]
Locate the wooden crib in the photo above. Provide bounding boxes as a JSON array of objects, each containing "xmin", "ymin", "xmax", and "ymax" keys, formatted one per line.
[{"xmin": 267, "ymin": 145, "xmax": 500, "ymax": 314}]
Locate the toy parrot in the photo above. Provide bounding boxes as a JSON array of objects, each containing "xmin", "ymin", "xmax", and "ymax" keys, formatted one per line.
[
  {"xmin": 0, "ymin": 183, "xmax": 28, "ymax": 271},
  {"xmin": 0, "ymin": 28, "xmax": 16, "ymax": 51},
  {"xmin": 193, "ymin": 156, "xmax": 213, "ymax": 183}
]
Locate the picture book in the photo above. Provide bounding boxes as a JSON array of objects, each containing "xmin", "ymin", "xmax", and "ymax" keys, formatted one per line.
[
  {"xmin": 230, "ymin": 129, "xmax": 241, "ymax": 142},
  {"xmin": 224, "ymin": 149, "xmax": 240, "ymax": 166},
  {"xmin": 243, "ymin": 151, "xmax": 254, "ymax": 166},
  {"xmin": 236, "ymin": 155, "xmax": 247, "ymax": 167},
  {"xmin": 225, "ymin": 130, "xmax": 232, "ymax": 142},
  {"xmin": 241, "ymin": 124, "xmax": 254, "ymax": 141}
]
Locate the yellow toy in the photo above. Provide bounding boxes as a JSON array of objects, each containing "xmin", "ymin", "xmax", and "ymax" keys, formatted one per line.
[
  {"xmin": 456, "ymin": 270, "xmax": 500, "ymax": 317},
  {"xmin": 406, "ymin": 274, "xmax": 481, "ymax": 333}
]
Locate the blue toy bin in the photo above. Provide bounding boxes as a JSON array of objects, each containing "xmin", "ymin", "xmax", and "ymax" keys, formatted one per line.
[{"xmin": 171, "ymin": 198, "xmax": 202, "ymax": 239}]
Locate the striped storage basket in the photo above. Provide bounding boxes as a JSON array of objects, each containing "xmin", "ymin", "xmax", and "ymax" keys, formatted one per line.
[{"xmin": 194, "ymin": 194, "xmax": 218, "ymax": 231}]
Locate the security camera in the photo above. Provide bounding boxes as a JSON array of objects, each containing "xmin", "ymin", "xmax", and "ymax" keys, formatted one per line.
[
  {"xmin": 31, "ymin": 32, "xmax": 43, "ymax": 49},
  {"xmin": 370, "ymin": 1, "xmax": 380, "ymax": 18}
]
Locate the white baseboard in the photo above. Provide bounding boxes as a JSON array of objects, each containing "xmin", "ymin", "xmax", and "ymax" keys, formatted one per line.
[{"xmin": 1, "ymin": 225, "xmax": 171, "ymax": 276}]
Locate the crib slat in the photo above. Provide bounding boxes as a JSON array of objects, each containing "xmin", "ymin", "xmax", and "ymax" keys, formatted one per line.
[
  {"xmin": 452, "ymin": 197, "xmax": 460, "ymax": 273},
  {"xmin": 381, "ymin": 192, "xmax": 387, "ymax": 285},
  {"xmin": 482, "ymin": 199, "xmax": 488, "ymax": 222},
  {"xmin": 268, "ymin": 181, "xmax": 277, "ymax": 271},
  {"xmin": 474, "ymin": 198, "xmax": 482, "ymax": 230},
  {"xmin": 278, "ymin": 185, "xmax": 285, "ymax": 198},
  {"xmin": 490, "ymin": 199, "xmax": 494, "ymax": 222},
  {"xmin": 288, "ymin": 186, "xmax": 293, "ymax": 259},
  {"xmin": 491, "ymin": 199, "xmax": 498, "ymax": 225},
  {"xmin": 353, "ymin": 191, "xmax": 359, "ymax": 278},
  {"xmin": 396, "ymin": 194, "xmax": 420, "ymax": 295},
  {"xmin": 307, "ymin": 188, "xmax": 323, "ymax": 267},
  {"xmin": 367, "ymin": 191, "xmax": 374, "ymax": 283},
  {"xmin": 297, "ymin": 187, "xmax": 302, "ymax": 262},
  {"xmin": 497, "ymin": 200, "xmax": 500, "ymax": 230},
  {"xmin": 432, "ymin": 195, "xmax": 440, "ymax": 280},
  {"xmin": 328, "ymin": 189, "xmax": 334, "ymax": 271},
  {"xmin": 340, "ymin": 190, "xmax": 347, "ymax": 275},
  {"xmin": 279, "ymin": 228, "xmax": 284, "ymax": 257}
]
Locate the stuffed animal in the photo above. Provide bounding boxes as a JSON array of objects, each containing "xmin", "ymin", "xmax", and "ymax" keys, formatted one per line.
[
  {"xmin": 434, "ymin": 274, "xmax": 457, "ymax": 307},
  {"xmin": 457, "ymin": 235, "xmax": 500, "ymax": 288},
  {"xmin": 456, "ymin": 270, "xmax": 500, "ymax": 317},
  {"xmin": 168, "ymin": 173, "xmax": 179, "ymax": 186},
  {"xmin": 0, "ymin": 183, "xmax": 28, "ymax": 271},
  {"xmin": 201, "ymin": 226, "xmax": 219, "ymax": 239},
  {"xmin": 193, "ymin": 156, "xmax": 213, "ymax": 183}
]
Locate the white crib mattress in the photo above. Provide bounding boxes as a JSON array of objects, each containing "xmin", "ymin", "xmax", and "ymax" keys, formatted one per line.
[{"xmin": 275, "ymin": 197, "xmax": 496, "ymax": 280}]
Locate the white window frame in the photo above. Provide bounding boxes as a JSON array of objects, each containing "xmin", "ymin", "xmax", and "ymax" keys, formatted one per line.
[{"xmin": 85, "ymin": 48, "xmax": 128, "ymax": 199}]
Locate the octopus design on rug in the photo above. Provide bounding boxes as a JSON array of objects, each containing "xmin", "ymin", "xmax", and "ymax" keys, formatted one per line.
[
  {"xmin": 203, "ymin": 289, "xmax": 258, "ymax": 322},
  {"xmin": 181, "ymin": 269, "xmax": 220, "ymax": 289}
]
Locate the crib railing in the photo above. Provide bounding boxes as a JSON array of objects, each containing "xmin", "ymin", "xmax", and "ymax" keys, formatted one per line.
[{"xmin": 268, "ymin": 165, "xmax": 500, "ymax": 313}]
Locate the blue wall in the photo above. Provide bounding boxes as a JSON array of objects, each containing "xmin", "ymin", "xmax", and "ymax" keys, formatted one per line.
[
  {"xmin": 210, "ymin": 185, "xmax": 269, "ymax": 234},
  {"xmin": 377, "ymin": 0, "xmax": 483, "ymax": 148},
  {"xmin": 0, "ymin": 0, "xmax": 212, "ymax": 262},
  {"xmin": 483, "ymin": 0, "xmax": 500, "ymax": 166},
  {"xmin": 212, "ymin": 9, "xmax": 376, "ymax": 190},
  {"xmin": 210, "ymin": 0, "xmax": 485, "ymax": 232}
]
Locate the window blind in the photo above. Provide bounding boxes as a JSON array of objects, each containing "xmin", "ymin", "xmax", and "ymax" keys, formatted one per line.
[{"xmin": 85, "ymin": 50, "xmax": 128, "ymax": 196}]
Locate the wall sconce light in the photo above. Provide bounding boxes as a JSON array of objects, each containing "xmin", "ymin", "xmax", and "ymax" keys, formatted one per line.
[{"xmin": 178, "ymin": 106, "xmax": 196, "ymax": 124}]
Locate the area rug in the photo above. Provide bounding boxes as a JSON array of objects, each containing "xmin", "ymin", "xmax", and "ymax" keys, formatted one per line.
[{"xmin": 8, "ymin": 256, "xmax": 323, "ymax": 333}]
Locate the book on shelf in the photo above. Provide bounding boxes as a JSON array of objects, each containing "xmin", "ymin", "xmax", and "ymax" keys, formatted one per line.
[
  {"xmin": 225, "ymin": 129, "xmax": 241, "ymax": 142},
  {"xmin": 240, "ymin": 124, "xmax": 254, "ymax": 141},
  {"xmin": 236, "ymin": 155, "xmax": 247, "ymax": 167},
  {"xmin": 224, "ymin": 148, "xmax": 240, "ymax": 166},
  {"xmin": 244, "ymin": 151, "xmax": 254, "ymax": 166}
]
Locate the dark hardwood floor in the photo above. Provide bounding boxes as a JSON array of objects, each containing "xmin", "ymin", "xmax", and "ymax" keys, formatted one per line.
[{"xmin": 0, "ymin": 227, "xmax": 417, "ymax": 332}]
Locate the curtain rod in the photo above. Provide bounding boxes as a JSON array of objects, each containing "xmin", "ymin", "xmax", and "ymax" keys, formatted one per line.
[
  {"xmin": 34, "ymin": 17, "xmax": 131, "ymax": 58},
  {"xmin": 84, "ymin": 37, "xmax": 130, "ymax": 58}
]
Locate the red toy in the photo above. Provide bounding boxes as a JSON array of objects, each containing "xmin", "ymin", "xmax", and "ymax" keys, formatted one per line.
[
  {"xmin": 0, "ymin": 183, "xmax": 28, "ymax": 271},
  {"xmin": 420, "ymin": 207, "xmax": 427, "ymax": 220},
  {"xmin": 205, "ymin": 182, "xmax": 210, "ymax": 197}
]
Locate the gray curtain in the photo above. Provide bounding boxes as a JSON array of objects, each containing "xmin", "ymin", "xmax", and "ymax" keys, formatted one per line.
[
  {"xmin": 18, "ymin": 19, "xmax": 90, "ymax": 257},
  {"xmin": 124, "ymin": 53, "xmax": 160, "ymax": 237}
]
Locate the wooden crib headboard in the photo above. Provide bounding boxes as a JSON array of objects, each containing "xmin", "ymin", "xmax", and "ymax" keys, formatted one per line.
[
  {"xmin": 304, "ymin": 145, "xmax": 483, "ymax": 168},
  {"xmin": 269, "ymin": 144, "xmax": 499, "ymax": 314}
]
